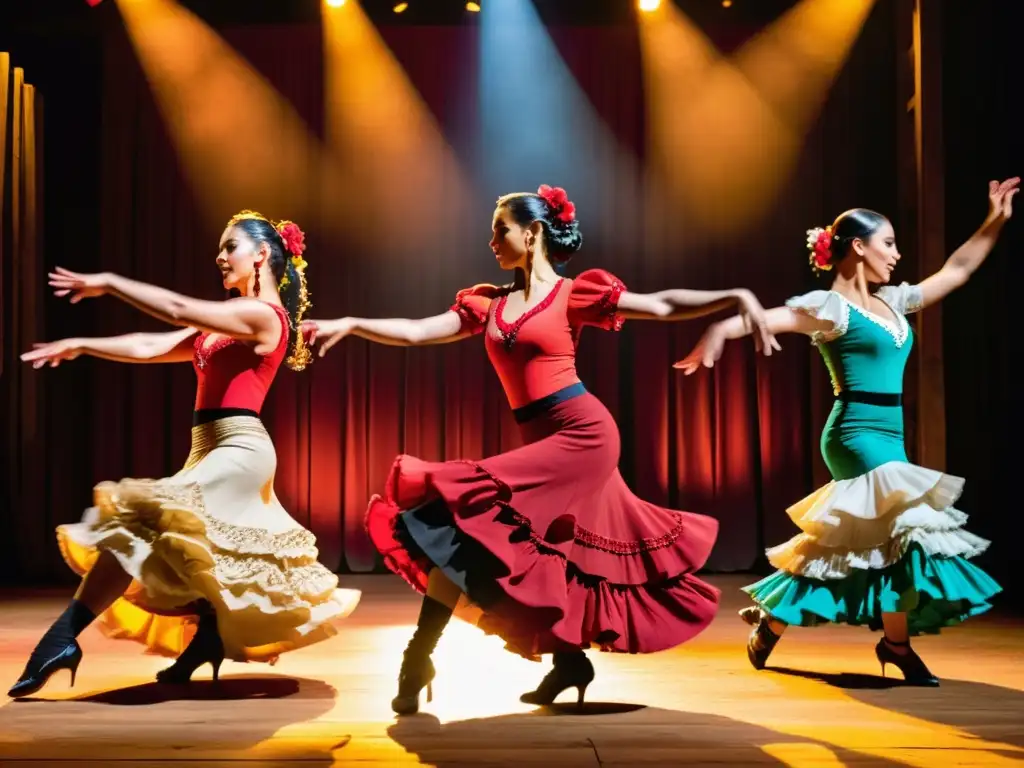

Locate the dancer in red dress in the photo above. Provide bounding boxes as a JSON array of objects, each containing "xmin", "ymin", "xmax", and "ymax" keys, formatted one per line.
[{"xmin": 307, "ymin": 186, "xmax": 777, "ymax": 714}]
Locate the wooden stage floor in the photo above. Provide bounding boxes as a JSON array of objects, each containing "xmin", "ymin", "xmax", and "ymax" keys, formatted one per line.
[{"xmin": 1, "ymin": 575, "xmax": 1021, "ymax": 767}]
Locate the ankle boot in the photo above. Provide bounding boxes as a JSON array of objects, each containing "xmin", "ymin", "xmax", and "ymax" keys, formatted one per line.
[
  {"xmin": 740, "ymin": 606, "xmax": 781, "ymax": 670},
  {"xmin": 156, "ymin": 610, "xmax": 225, "ymax": 684},
  {"xmin": 8, "ymin": 599, "xmax": 94, "ymax": 698},
  {"xmin": 392, "ymin": 595, "xmax": 452, "ymax": 715},
  {"xmin": 875, "ymin": 637, "xmax": 939, "ymax": 686},
  {"xmin": 520, "ymin": 651, "xmax": 595, "ymax": 709}
]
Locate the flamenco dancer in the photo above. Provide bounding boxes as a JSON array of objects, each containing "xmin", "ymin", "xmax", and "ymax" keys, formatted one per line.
[
  {"xmin": 677, "ymin": 177, "xmax": 1018, "ymax": 685},
  {"xmin": 306, "ymin": 184, "xmax": 777, "ymax": 714},
  {"xmin": 8, "ymin": 211, "xmax": 360, "ymax": 698}
]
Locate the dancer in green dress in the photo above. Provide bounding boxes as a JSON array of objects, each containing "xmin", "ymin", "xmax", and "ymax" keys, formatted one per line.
[{"xmin": 676, "ymin": 177, "xmax": 1018, "ymax": 685}]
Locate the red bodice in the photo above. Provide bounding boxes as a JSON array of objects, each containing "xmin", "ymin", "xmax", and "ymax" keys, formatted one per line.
[
  {"xmin": 192, "ymin": 303, "xmax": 290, "ymax": 412},
  {"xmin": 450, "ymin": 269, "xmax": 626, "ymax": 409}
]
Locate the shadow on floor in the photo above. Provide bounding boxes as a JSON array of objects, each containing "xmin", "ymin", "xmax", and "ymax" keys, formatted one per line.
[{"xmin": 387, "ymin": 706, "xmax": 908, "ymax": 767}]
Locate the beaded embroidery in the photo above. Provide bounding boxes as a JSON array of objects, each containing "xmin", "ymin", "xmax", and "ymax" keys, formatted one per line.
[
  {"xmin": 192, "ymin": 304, "xmax": 290, "ymax": 370},
  {"xmin": 493, "ymin": 279, "xmax": 565, "ymax": 351}
]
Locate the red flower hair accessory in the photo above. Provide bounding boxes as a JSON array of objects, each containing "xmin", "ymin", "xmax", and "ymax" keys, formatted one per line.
[
  {"xmin": 277, "ymin": 221, "xmax": 306, "ymax": 258},
  {"xmin": 537, "ymin": 184, "xmax": 577, "ymax": 224},
  {"xmin": 276, "ymin": 221, "xmax": 308, "ymax": 290},
  {"xmin": 806, "ymin": 225, "xmax": 834, "ymax": 274}
]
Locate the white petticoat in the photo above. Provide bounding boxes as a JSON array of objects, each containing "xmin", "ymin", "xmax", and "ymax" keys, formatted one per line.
[{"xmin": 767, "ymin": 460, "xmax": 990, "ymax": 580}]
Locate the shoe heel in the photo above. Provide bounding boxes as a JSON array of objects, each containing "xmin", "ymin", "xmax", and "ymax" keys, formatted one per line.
[
  {"xmin": 426, "ymin": 680, "xmax": 433, "ymax": 703},
  {"xmin": 69, "ymin": 662, "xmax": 80, "ymax": 688},
  {"xmin": 880, "ymin": 661, "xmax": 887, "ymax": 678},
  {"xmin": 739, "ymin": 607, "xmax": 761, "ymax": 626},
  {"xmin": 576, "ymin": 683, "xmax": 588, "ymax": 708},
  {"xmin": 211, "ymin": 658, "xmax": 223, "ymax": 683}
]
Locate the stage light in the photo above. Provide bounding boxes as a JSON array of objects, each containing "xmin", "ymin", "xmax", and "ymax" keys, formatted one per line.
[
  {"xmin": 85, "ymin": 0, "xmax": 103, "ymax": 6},
  {"xmin": 638, "ymin": 0, "xmax": 662, "ymax": 11},
  {"xmin": 324, "ymin": 0, "xmax": 345, "ymax": 8},
  {"xmin": 466, "ymin": 2, "xmax": 481, "ymax": 11},
  {"xmin": 393, "ymin": 1, "xmax": 408, "ymax": 11},
  {"xmin": 722, "ymin": 0, "xmax": 733, "ymax": 7}
]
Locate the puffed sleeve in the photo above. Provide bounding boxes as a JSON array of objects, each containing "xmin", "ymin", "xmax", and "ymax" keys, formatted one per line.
[
  {"xmin": 450, "ymin": 284, "xmax": 503, "ymax": 335},
  {"xmin": 875, "ymin": 281, "xmax": 924, "ymax": 316},
  {"xmin": 785, "ymin": 290, "xmax": 849, "ymax": 344},
  {"xmin": 567, "ymin": 269, "xmax": 627, "ymax": 331}
]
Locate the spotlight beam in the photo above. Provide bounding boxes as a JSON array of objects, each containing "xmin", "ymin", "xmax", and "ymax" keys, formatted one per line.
[{"xmin": 640, "ymin": 0, "xmax": 877, "ymax": 239}]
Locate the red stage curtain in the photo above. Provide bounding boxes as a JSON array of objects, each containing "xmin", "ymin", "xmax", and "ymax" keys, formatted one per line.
[{"xmin": 2, "ymin": 11, "xmax": 901, "ymax": 583}]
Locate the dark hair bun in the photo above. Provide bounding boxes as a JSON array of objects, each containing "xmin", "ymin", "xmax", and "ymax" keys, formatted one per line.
[
  {"xmin": 545, "ymin": 218, "xmax": 583, "ymax": 258},
  {"xmin": 496, "ymin": 189, "xmax": 584, "ymax": 264}
]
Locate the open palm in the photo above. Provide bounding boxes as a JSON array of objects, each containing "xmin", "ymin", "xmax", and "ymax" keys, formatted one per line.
[
  {"xmin": 21, "ymin": 339, "xmax": 82, "ymax": 369},
  {"xmin": 49, "ymin": 267, "xmax": 111, "ymax": 304}
]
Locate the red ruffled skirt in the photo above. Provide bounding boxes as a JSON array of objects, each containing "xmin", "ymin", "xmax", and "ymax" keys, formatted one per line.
[{"xmin": 365, "ymin": 389, "xmax": 720, "ymax": 660}]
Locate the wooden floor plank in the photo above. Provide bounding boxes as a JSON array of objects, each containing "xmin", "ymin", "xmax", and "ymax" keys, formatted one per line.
[{"xmin": 1, "ymin": 575, "xmax": 1021, "ymax": 766}]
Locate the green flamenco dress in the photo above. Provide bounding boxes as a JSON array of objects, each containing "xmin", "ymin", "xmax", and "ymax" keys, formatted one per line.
[{"xmin": 744, "ymin": 282, "xmax": 1000, "ymax": 634}]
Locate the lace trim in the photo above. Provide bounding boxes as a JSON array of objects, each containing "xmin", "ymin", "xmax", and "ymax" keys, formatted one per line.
[
  {"xmin": 451, "ymin": 299, "xmax": 486, "ymax": 331},
  {"xmin": 574, "ymin": 515, "xmax": 685, "ymax": 554},
  {"xmin": 904, "ymin": 285, "xmax": 924, "ymax": 314},
  {"xmin": 787, "ymin": 294, "xmax": 849, "ymax": 345},
  {"xmin": 592, "ymin": 280, "xmax": 626, "ymax": 331},
  {"xmin": 493, "ymin": 280, "xmax": 565, "ymax": 350},
  {"xmin": 103, "ymin": 417, "xmax": 316, "ymax": 557},
  {"xmin": 214, "ymin": 555, "xmax": 338, "ymax": 600},
  {"xmin": 193, "ymin": 333, "xmax": 234, "ymax": 371},
  {"xmin": 834, "ymin": 292, "xmax": 910, "ymax": 348},
  {"xmin": 197, "ymin": 485, "xmax": 317, "ymax": 554}
]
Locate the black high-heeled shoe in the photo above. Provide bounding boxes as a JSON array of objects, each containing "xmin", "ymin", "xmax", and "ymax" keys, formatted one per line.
[
  {"xmin": 875, "ymin": 637, "xmax": 939, "ymax": 687},
  {"xmin": 519, "ymin": 652, "xmax": 594, "ymax": 709},
  {"xmin": 156, "ymin": 614, "xmax": 225, "ymax": 684},
  {"xmin": 7, "ymin": 640, "xmax": 83, "ymax": 698},
  {"xmin": 740, "ymin": 606, "xmax": 780, "ymax": 670},
  {"xmin": 391, "ymin": 652, "xmax": 435, "ymax": 716}
]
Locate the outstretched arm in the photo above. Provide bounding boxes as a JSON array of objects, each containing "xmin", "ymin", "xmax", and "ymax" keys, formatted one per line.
[
  {"xmin": 618, "ymin": 288, "xmax": 741, "ymax": 321},
  {"xmin": 305, "ymin": 311, "xmax": 467, "ymax": 357},
  {"xmin": 916, "ymin": 177, "xmax": 1018, "ymax": 309},
  {"xmin": 48, "ymin": 268, "xmax": 282, "ymax": 353},
  {"xmin": 674, "ymin": 306, "xmax": 831, "ymax": 375},
  {"xmin": 619, "ymin": 287, "xmax": 779, "ymax": 354},
  {"xmin": 21, "ymin": 327, "xmax": 199, "ymax": 369}
]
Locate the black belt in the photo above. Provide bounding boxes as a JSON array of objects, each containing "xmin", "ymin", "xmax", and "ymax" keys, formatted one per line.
[
  {"xmin": 836, "ymin": 391, "xmax": 902, "ymax": 406},
  {"xmin": 193, "ymin": 407, "xmax": 260, "ymax": 426},
  {"xmin": 513, "ymin": 382, "xmax": 587, "ymax": 424}
]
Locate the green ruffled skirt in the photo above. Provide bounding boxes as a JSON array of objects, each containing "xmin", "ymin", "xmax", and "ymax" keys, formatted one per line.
[{"xmin": 743, "ymin": 543, "xmax": 1001, "ymax": 635}]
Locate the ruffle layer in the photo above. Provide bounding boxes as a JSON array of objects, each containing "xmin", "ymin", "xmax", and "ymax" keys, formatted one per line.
[
  {"xmin": 58, "ymin": 477, "xmax": 360, "ymax": 663},
  {"xmin": 768, "ymin": 461, "xmax": 989, "ymax": 580},
  {"xmin": 365, "ymin": 454, "xmax": 719, "ymax": 660},
  {"xmin": 744, "ymin": 542, "xmax": 1001, "ymax": 634}
]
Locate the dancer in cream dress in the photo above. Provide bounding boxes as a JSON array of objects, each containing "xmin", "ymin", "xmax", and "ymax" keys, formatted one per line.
[{"xmin": 9, "ymin": 211, "xmax": 359, "ymax": 698}]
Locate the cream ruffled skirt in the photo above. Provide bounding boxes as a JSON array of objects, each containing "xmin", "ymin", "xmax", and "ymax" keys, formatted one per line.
[
  {"xmin": 57, "ymin": 415, "xmax": 360, "ymax": 663},
  {"xmin": 744, "ymin": 461, "xmax": 1000, "ymax": 633}
]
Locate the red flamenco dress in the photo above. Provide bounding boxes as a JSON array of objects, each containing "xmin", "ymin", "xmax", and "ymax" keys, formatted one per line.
[{"xmin": 365, "ymin": 269, "xmax": 721, "ymax": 667}]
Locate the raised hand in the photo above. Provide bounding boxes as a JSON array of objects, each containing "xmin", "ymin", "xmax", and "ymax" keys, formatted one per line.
[
  {"xmin": 49, "ymin": 267, "xmax": 112, "ymax": 304},
  {"xmin": 21, "ymin": 339, "xmax": 82, "ymax": 369},
  {"xmin": 987, "ymin": 177, "xmax": 1020, "ymax": 224}
]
